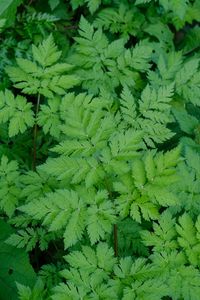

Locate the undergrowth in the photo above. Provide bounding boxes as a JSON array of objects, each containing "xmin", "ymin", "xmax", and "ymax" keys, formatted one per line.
[{"xmin": 0, "ymin": 0, "xmax": 200, "ymax": 299}]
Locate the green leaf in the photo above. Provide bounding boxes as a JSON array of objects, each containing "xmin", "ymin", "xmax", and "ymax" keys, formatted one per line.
[
  {"xmin": 173, "ymin": 108, "xmax": 199, "ymax": 135},
  {"xmin": 0, "ymin": 220, "xmax": 36, "ymax": 300},
  {"xmin": 176, "ymin": 214, "xmax": 200, "ymax": 266},
  {"xmin": 86, "ymin": 191, "xmax": 116, "ymax": 244},
  {"xmin": 19, "ymin": 189, "xmax": 87, "ymax": 249},
  {"xmin": 0, "ymin": 18, "xmax": 6, "ymax": 31},
  {"xmin": 0, "ymin": 155, "xmax": 21, "ymax": 216},
  {"xmin": 37, "ymin": 98, "xmax": 61, "ymax": 138},
  {"xmin": 0, "ymin": 90, "xmax": 34, "ymax": 137},
  {"xmin": 119, "ymin": 84, "xmax": 175, "ymax": 147},
  {"xmin": 86, "ymin": 0, "xmax": 101, "ymax": 14},
  {"xmin": 126, "ymin": 41, "xmax": 152, "ymax": 71},
  {"xmin": 48, "ymin": 0, "xmax": 60, "ymax": 10},
  {"xmin": 175, "ymin": 58, "xmax": 200, "ymax": 105},
  {"xmin": 135, "ymin": 0, "xmax": 152, "ymax": 4},
  {"xmin": 132, "ymin": 158, "xmax": 146, "ymax": 187},
  {"xmin": 6, "ymin": 227, "xmax": 53, "ymax": 251},
  {"xmin": 6, "ymin": 36, "xmax": 79, "ymax": 96},
  {"xmin": 65, "ymin": 243, "xmax": 116, "ymax": 273},
  {"xmin": 122, "ymin": 279, "xmax": 167, "ymax": 300},
  {"xmin": 0, "ymin": 0, "xmax": 23, "ymax": 26},
  {"xmin": 17, "ymin": 278, "xmax": 47, "ymax": 300},
  {"xmin": 141, "ymin": 211, "xmax": 178, "ymax": 252},
  {"xmin": 110, "ymin": 130, "xmax": 143, "ymax": 160}
]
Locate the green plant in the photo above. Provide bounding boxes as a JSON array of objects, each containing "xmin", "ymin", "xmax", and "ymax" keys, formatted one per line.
[{"xmin": 0, "ymin": 0, "xmax": 200, "ymax": 299}]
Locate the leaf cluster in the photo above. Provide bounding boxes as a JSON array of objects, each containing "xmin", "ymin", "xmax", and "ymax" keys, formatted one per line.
[{"xmin": 0, "ymin": 0, "xmax": 200, "ymax": 299}]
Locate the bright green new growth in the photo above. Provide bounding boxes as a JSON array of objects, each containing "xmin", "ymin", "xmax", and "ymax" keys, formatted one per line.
[
  {"xmin": 0, "ymin": 0, "xmax": 200, "ymax": 299},
  {"xmin": 120, "ymin": 84, "xmax": 175, "ymax": 147},
  {"xmin": 69, "ymin": 16, "xmax": 152, "ymax": 94},
  {"xmin": 6, "ymin": 35, "xmax": 80, "ymax": 97},
  {"xmin": 0, "ymin": 90, "xmax": 34, "ymax": 137},
  {"xmin": 18, "ymin": 189, "xmax": 116, "ymax": 249}
]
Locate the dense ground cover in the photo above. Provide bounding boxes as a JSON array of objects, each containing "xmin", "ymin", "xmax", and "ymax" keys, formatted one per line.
[{"xmin": 0, "ymin": 0, "xmax": 200, "ymax": 299}]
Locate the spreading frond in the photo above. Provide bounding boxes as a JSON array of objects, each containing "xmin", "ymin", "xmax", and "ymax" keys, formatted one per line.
[
  {"xmin": 0, "ymin": 89, "xmax": 34, "ymax": 137},
  {"xmin": 120, "ymin": 84, "xmax": 175, "ymax": 147},
  {"xmin": 114, "ymin": 147, "xmax": 180, "ymax": 222},
  {"xmin": 0, "ymin": 156, "xmax": 21, "ymax": 216},
  {"xmin": 6, "ymin": 35, "xmax": 80, "ymax": 96}
]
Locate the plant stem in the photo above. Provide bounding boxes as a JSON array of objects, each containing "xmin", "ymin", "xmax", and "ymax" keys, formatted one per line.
[
  {"xmin": 64, "ymin": 25, "xmax": 78, "ymax": 30},
  {"xmin": 32, "ymin": 93, "xmax": 40, "ymax": 170},
  {"xmin": 114, "ymin": 224, "xmax": 118, "ymax": 257}
]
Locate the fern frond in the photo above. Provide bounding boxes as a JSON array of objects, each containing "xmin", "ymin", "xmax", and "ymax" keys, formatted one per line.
[
  {"xmin": 120, "ymin": 84, "xmax": 175, "ymax": 147},
  {"xmin": 86, "ymin": 190, "xmax": 116, "ymax": 244},
  {"xmin": 122, "ymin": 279, "xmax": 167, "ymax": 300},
  {"xmin": 19, "ymin": 188, "xmax": 116, "ymax": 248},
  {"xmin": 39, "ymin": 263, "xmax": 61, "ymax": 289},
  {"xmin": 6, "ymin": 227, "xmax": 54, "ymax": 251},
  {"xmin": 114, "ymin": 147, "xmax": 180, "ymax": 222},
  {"xmin": 120, "ymin": 85, "xmax": 137, "ymax": 127},
  {"xmin": 125, "ymin": 41, "xmax": 153, "ymax": 72},
  {"xmin": 141, "ymin": 211, "xmax": 178, "ymax": 252},
  {"xmin": 175, "ymin": 58, "xmax": 200, "ymax": 106},
  {"xmin": 6, "ymin": 35, "xmax": 80, "ymax": 97},
  {"xmin": 0, "ymin": 156, "xmax": 21, "ymax": 217},
  {"xmin": 70, "ymin": 17, "xmax": 153, "ymax": 94},
  {"xmin": 52, "ymin": 243, "xmax": 117, "ymax": 298},
  {"xmin": 118, "ymin": 218, "xmax": 148, "ymax": 256},
  {"xmin": 135, "ymin": 0, "xmax": 152, "ymax": 4},
  {"xmin": 59, "ymin": 92, "xmax": 115, "ymax": 145},
  {"xmin": 33, "ymin": 34, "xmax": 61, "ymax": 67},
  {"xmin": 20, "ymin": 169, "xmax": 57, "ymax": 202},
  {"xmin": 175, "ymin": 147, "xmax": 200, "ymax": 215},
  {"xmin": 176, "ymin": 213, "xmax": 200, "ymax": 266},
  {"xmin": 0, "ymin": 89, "xmax": 34, "ymax": 137},
  {"xmin": 19, "ymin": 189, "xmax": 86, "ymax": 249},
  {"xmin": 70, "ymin": 0, "xmax": 109, "ymax": 14},
  {"xmin": 17, "ymin": 279, "xmax": 47, "ymax": 300},
  {"xmin": 26, "ymin": 11, "xmax": 59, "ymax": 22},
  {"xmin": 85, "ymin": 0, "xmax": 101, "ymax": 14},
  {"xmin": 40, "ymin": 156, "xmax": 104, "ymax": 187},
  {"xmin": 109, "ymin": 130, "xmax": 144, "ymax": 160},
  {"xmin": 94, "ymin": 3, "xmax": 145, "ymax": 37},
  {"xmin": 37, "ymin": 97, "xmax": 61, "ymax": 138},
  {"xmin": 65, "ymin": 243, "xmax": 116, "ymax": 272},
  {"xmin": 173, "ymin": 107, "xmax": 199, "ymax": 135},
  {"xmin": 148, "ymin": 51, "xmax": 183, "ymax": 88}
]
